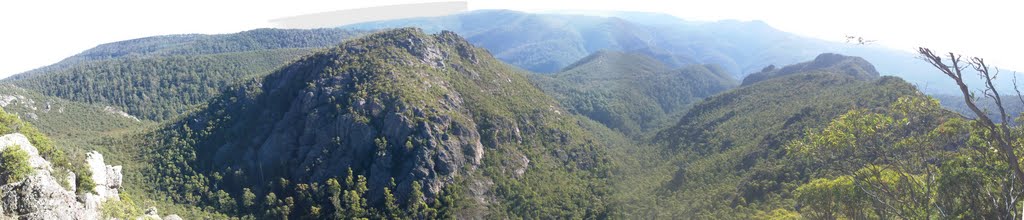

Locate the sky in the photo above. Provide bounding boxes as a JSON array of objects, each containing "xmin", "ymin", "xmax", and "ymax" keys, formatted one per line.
[{"xmin": 1, "ymin": 0, "xmax": 1021, "ymax": 78}]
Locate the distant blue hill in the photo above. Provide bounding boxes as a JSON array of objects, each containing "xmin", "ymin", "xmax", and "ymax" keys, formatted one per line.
[{"xmin": 343, "ymin": 9, "xmax": 1016, "ymax": 95}]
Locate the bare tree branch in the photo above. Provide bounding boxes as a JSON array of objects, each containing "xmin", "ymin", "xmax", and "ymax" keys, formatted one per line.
[
  {"xmin": 1012, "ymin": 74, "xmax": 1024, "ymax": 111},
  {"xmin": 918, "ymin": 47, "xmax": 1024, "ymax": 188}
]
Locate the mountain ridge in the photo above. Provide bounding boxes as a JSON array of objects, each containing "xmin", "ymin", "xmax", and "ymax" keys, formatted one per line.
[
  {"xmin": 741, "ymin": 53, "xmax": 880, "ymax": 86},
  {"xmin": 531, "ymin": 51, "xmax": 737, "ymax": 136},
  {"xmin": 621, "ymin": 53, "xmax": 934, "ymax": 217},
  {"xmin": 3, "ymin": 29, "xmax": 369, "ymax": 121},
  {"xmin": 8, "ymin": 28, "xmax": 368, "ymax": 81},
  {"xmin": 342, "ymin": 9, "xmax": 1018, "ymax": 95},
  {"xmin": 137, "ymin": 27, "xmax": 616, "ymax": 218}
]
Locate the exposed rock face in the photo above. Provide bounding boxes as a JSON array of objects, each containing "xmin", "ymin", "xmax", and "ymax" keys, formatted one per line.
[
  {"xmin": 0, "ymin": 95, "xmax": 35, "ymax": 110},
  {"xmin": 0, "ymin": 133, "xmax": 124, "ymax": 219},
  {"xmin": 0, "ymin": 173, "xmax": 91, "ymax": 219},
  {"xmin": 103, "ymin": 106, "xmax": 141, "ymax": 122},
  {"xmin": 154, "ymin": 28, "xmax": 609, "ymax": 218},
  {"xmin": 177, "ymin": 29, "xmax": 491, "ymax": 202},
  {"xmin": 86, "ymin": 151, "xmax": 122, "ymax": 200}
]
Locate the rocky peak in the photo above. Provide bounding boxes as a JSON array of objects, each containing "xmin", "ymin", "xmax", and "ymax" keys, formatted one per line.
[
  {"xmin": 84, "ymin": 151, "xmax": 122, "ymax": 203},
  {"xmin": 741, "ymin": 53, "xmax": 880, "ymax": 86},
  {"xmin": 172, "ymin": 28, "xmax": 497, "ymax": 205},
  {"xmin": 146, "ymin": 27, "xmax": 613, "ymax": 218}
]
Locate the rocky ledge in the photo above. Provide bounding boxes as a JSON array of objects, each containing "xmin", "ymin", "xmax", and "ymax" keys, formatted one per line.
[{"xmin": 0, "ymin": 133, "xmax": 132, "ymax": 219}]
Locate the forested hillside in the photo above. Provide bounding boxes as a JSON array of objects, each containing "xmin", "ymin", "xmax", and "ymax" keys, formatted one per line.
[
  {"xmin": 611, "ymin": 54, "xmax": 969, "ymax": 218},
  {"xmin": 0, "ymin": 85, "xmax": 147, "ymax": 158},
  {"xmin": 10, "ymin": 49, "xmax": 311, "ymax": 120},
  {"xmin": 531, "ymin": 51, "xmax": 737, "ymax": 136},
  {"xmin": 4, "ymin": 29, "xmax": 367, "ymax": 121},
  {"xmin": 580, "ymin": 50, "xmax": 1024, "ymax": 219},
  {"xmin": 132, "ymin": 28, "xmax": 621, "ymax": 219},
  {"xmin": 10, "ymin": 28, "xmax": 367, "ymax": 80},
  {"xmin": 934, "ymin": 93, "xmax": 1024, "ymax": 124}
]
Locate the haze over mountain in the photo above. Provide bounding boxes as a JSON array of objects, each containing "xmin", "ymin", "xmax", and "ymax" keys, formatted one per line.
[
  {"xmin": 343, "ymin": 9, "xmax": 1017, "ymax": 95},
  {"xmin": 4, "ymin": 10, "xmax": 1011, "ymax": 124}
]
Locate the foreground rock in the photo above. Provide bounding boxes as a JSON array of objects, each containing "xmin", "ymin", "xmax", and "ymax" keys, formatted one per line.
[{"xmin": 0, "ymin": 133, "xmax": 123, "ymax": 219}]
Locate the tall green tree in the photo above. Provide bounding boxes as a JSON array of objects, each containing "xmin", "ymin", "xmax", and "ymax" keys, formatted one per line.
[
  {"xmin": 342, "ymin": 169, "xmax": 369, "ymax": 219},
  {"xmin": 793, "ymin": 176, "xmax": 864, "ymax": 219},
  {"xmin": 241, "ymin": 188, "xmax": 256, "ymax": 209},
  {"xmin": 408, "ymin": 181, "xmax": 437, "ymax": 219}
]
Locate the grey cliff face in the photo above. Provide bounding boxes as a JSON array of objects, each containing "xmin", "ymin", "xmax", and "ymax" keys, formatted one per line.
[{"xmin": 188, "ymin": 29, "xmax": 488, "ymax": 201}]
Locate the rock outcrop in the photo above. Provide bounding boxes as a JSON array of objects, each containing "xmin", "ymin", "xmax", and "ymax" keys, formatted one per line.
[
  {"xmin": 0, "ymin": 133, "xmax": 124, "ymax": 219},
  {"xmin": 174, "ymin": 29, "xmax": 493, "ymax": 202},
  {"xmin": 149, "ymin": 28, "xmax": 612, "ymax": 218},
  {"xmin": 86, "ymin": 151, "xmax": 122, "ymax": 200}
]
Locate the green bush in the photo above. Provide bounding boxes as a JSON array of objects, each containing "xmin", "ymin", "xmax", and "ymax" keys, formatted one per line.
[
  {"xmin": 100, "ymin": 193, "xmax": 143, "ymax": 218},
  {"xmin": 74, "ymin": 164, "xmax": 96, "ymax": 194},
  {"xmin": 1, "ymin": 146, "xmax": 33, "ymax": 183}
]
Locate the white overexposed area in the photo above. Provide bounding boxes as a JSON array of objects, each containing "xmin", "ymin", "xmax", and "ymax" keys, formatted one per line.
[{"xmin": 0, "ymin": 0, "xmax": 1020, "ymax": 78}]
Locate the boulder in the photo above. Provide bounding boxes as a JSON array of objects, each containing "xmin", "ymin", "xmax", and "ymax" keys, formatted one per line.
[{"xmin": 86, "ymin": 151, "xmax": 122, "ymax": 201}]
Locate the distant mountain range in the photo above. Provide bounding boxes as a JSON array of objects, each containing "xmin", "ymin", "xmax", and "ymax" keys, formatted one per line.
[
  {"xmin": 5, "ymin": 9, "xmax": 1015, "ymax": 123},
  {"xmin": 343, "ymin": 9, "xmax": 1017, "ymax": 95}
]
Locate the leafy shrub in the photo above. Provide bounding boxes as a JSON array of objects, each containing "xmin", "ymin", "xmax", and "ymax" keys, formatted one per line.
[
  {"xmin": 0, "ymin": 146, "xmax": 33, "ymax": 183},
  {"xmin": 101, "ymin": 193, "xmax": 143, "ymax": 218}
]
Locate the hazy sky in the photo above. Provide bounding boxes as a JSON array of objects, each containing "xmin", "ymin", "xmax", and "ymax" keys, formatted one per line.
[{"xmin": 1, "ymin": 0, "xmax": 1020, "ymax": 78}]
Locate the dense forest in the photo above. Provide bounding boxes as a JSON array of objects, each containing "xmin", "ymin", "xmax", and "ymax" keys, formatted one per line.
[
  {"xmin": 531, "ymin": 51, "xmax": 737, "ymax": 136},
  {"xmin": 11, "ymin": 49, "xmax": 311, "ymax": 120},
  {"xmin": 5, "ymin": 29, "xmax": 368, "ymax": 121},
  {"xmin": 10, "ymin": 29, "xmax": 368, "ymax": 80}
]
